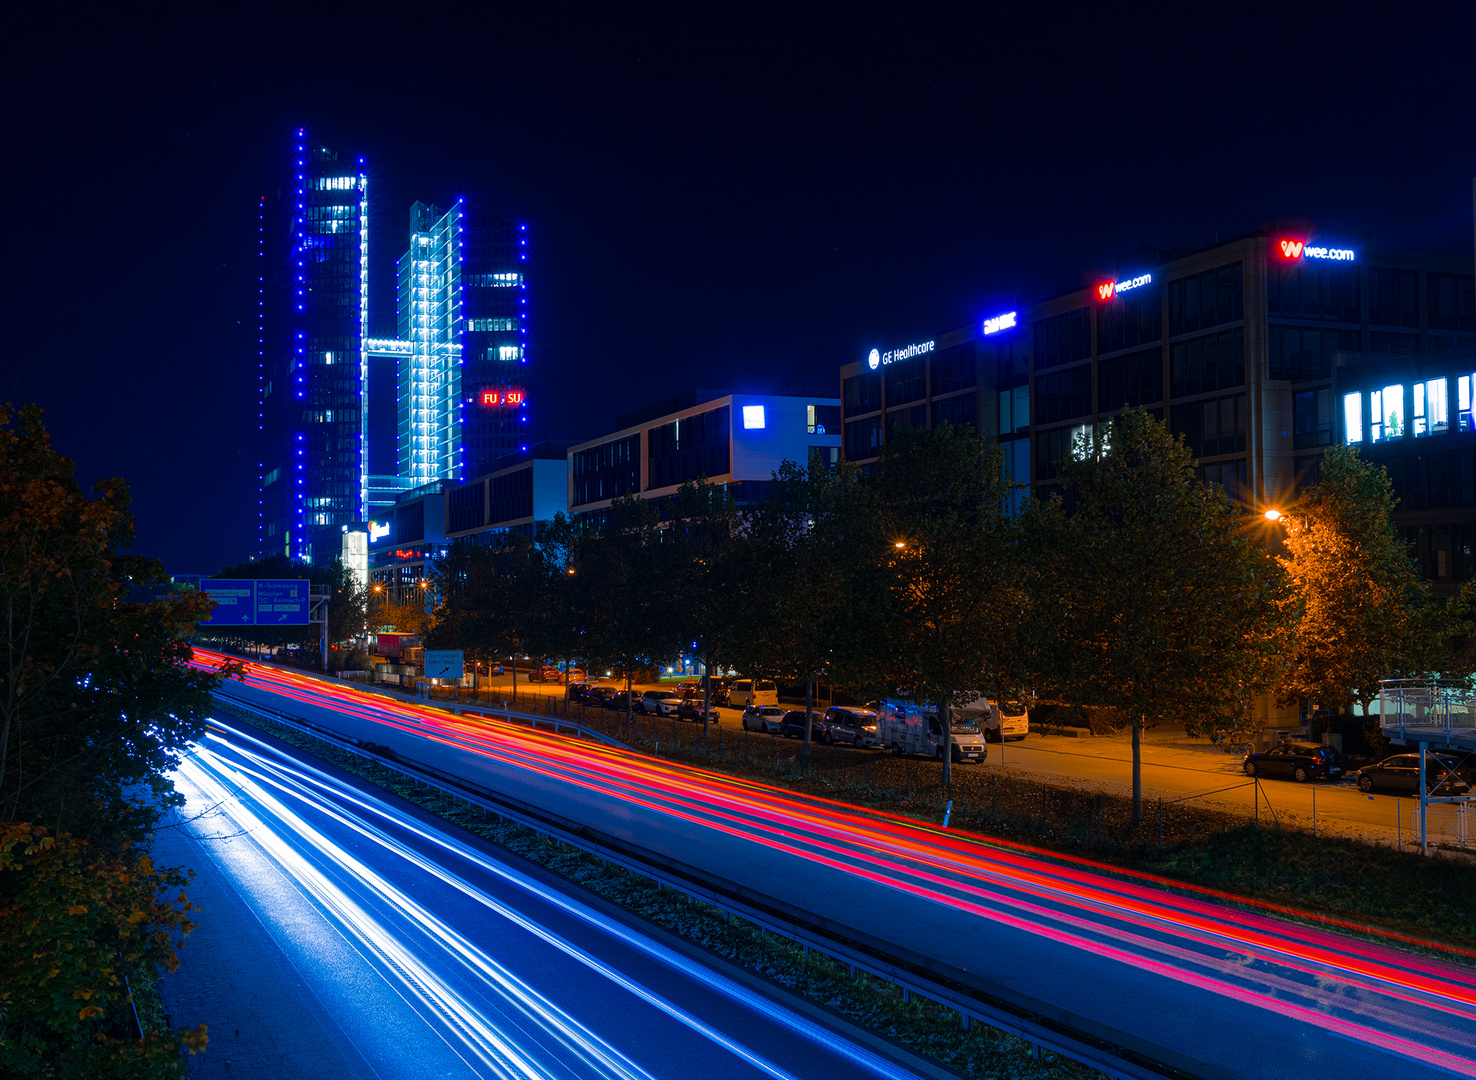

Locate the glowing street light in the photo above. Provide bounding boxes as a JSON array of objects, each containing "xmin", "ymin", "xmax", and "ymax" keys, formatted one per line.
[{"xmin": 1264, "ymin": 509, "xmax": 1284, "ymax": 523}]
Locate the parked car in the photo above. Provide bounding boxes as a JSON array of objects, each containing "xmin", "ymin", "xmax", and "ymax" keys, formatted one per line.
[
  {"xmin": 824, "ymin": 706, "xmax": 879, "ymax": 746},
  {"xmin": 676, "ymin": 694, "xmax": 720, "ymax": 722},
  {"xmin": 741, "ymin": 705, "xmax": 786, "ymax": 733},
  {"xmin": 1242, "ymin": 742, "xmax": 1345, "ymax": 782},
  {"xmin": 565, "ymin": 681, "xmax": 591, "ymax": 701},
  {"xmin": 484, "ymin": 662, "xmax": 504, "ymax": 675},
  {"xmin": 585, "ymin": 686, "xmax": 619, "ymax": 708},
  {"xmin": 709, "ymin": 678, "xmax": 735, "ymax": 706},
  {"xmin": 1355, "ymin": 754, "xmax": 1471, "ymax": 795},
  {"xmin": 729, "ymin": 679, "xmax": 779, "ymax": 708},
  {"xmin": 989, "ymin": 699, "xmax": 1031, "ymax": 741},
  {"xmin": 639, "ymin": 690, "xmax": 683, "ymax": 716},
  {"xmin": 674, "ymin": 681, "xmax": 702, "ymax": 696},
  {"xmin": 535, "ymin": 665, "xmax": 562, "ymax": 682},
  {"xmin": 781, "ymin": 710, "xmax": 832, "ymax": 742},
  {"xmin": 607, "ymin": 690, "xmax": 637, "ymax": 711}
]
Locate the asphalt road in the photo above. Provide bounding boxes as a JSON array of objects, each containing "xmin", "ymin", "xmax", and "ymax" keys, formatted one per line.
[
  {"xmin": 194, "ymin": 651, "xmax": 1476, "ymax": 1079},
  {"xmin": 159, "ymin": 720, "xmax": 942, "ymax": 1080}
]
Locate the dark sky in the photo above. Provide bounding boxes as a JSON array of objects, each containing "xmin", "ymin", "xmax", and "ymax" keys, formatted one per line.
[{"xmin": 9, "ymin": 1, "xmax": 1475, "ymax": 574}]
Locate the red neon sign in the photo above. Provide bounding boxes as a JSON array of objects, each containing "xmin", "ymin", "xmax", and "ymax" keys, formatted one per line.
[
  {"xmin": 480, "ymin": 389, "xmax": 526, "ymax": 406},
  {"xmin": 1279, "ymin": 239, "xmax": 1304, "ymax": 259},
  {"xmin": 1096, "ymin": 281, "xmax": 1115, "ymax": 300}
]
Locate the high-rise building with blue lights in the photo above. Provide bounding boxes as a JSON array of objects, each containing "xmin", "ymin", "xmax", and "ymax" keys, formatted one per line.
[
  {"xmin": 396, "ymin": 200, "xmax": 530, "ymax": 486},
  {"xmin": 259, "ymin": 129, "xmax": 531, "ymax": 562},
  {"xmin": 259, "ymin": 131, "xmax": 368, "ymax": 564}
]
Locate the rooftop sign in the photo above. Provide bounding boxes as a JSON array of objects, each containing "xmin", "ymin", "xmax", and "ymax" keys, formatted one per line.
[
  {"xmin": 982, "ymin": 311, "xmax": 1018, "ymax": 335},
  {"xmin": 867, "ymin": 340, "xmax": 936, "ymax": 369},
  {"xmin": 1279, "ymin": 239, "xmax": 1355, "ymax": 261},
  {"xmin": 1096, "ymin": 273, "xmax": 1152, "ymax": 301}
]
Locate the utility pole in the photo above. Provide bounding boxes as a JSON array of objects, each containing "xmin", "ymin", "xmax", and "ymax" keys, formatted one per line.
[{"xmin": 309, "ymin": 584, "xmax": 330, "ymax": 672}]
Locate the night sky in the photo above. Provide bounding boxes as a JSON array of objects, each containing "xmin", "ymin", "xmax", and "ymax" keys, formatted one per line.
[{"xmin": 10, "ymin": 2, "xmax": 1475, "ymax": 574}]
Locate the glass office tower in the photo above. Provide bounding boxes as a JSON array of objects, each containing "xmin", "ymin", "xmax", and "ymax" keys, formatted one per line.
[
  {"xmin": 396, "ymin": 200, "xmax": 530, "ymax": 486},
  {"xmin": 259, "ymin": 130, "xmax": 368, "ymax": 563}
]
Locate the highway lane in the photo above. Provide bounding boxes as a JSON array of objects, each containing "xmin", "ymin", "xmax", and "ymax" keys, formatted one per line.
[
  {"xmin": 197, "ymin": 651, "xmax": 1476, "ymax": 1079},
  {"xmin": 169, "ymin": 717, "xmax": 934, "ymax": 1080}
]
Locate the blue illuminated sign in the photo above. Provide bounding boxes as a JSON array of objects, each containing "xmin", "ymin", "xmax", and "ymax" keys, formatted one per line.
[
  {"xmin": 1096, "ymin": 274, "xmax": 1152, "ymax": 301},
  {"xmin": 198, "ymin": 579, "xmax": 310, "ymax": 625},
  {"xmin": 983, "ymin": 311, "xmax": 1017, "ymax": 335},
  {"xmin": 200, "ymin": 580, "xmax": 255, "ymax": 625},
  {"xmin": 255, "ymin": 579, "xmax": 310, "ymax": 624}
]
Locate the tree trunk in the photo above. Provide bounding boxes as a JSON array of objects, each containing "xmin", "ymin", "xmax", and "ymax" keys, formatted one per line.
[
  {"xmin": 1131, "ymin": 714, "xmax": 1143, "ymax": 825},
  {"xmin": 803, "ymin": 675, "xmax": 814, "ymax": 764},
  {"xmin": 625, "ymin": 667, "xmax": 634, "ymax": 728},
  {"xmin": 510, "ymin": 654, "xmax": 517, "ymax": 705},
  {"xmin": 701, "ymin": 654, "xmax": 711, "ymax": 744},
  {"xmin": 941, "ymin": 699, "xmax": 952, "ymax": 789}
]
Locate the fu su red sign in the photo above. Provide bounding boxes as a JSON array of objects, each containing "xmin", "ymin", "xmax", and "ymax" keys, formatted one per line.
[{"xmin": 480, "ymin": 389, "xmax": 526, "ymax": 406}]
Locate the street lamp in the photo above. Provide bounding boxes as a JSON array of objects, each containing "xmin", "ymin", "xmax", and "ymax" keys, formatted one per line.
[{"xmin": 1264, "ymin": 509, "xmax": 1284, "ymax": 523}]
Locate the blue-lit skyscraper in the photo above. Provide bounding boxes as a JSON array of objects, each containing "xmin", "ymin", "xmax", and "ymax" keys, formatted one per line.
[
  {"xmin": 259, "ymin": 131, "xmax": 368, "ymax": 564},
  {"xmin": 396, "ymin": 200, "xmax": 530, "ymax": 484},
  {"xmin": 260, "ymin": 130, "xmax": 530, "ymax": 562}
]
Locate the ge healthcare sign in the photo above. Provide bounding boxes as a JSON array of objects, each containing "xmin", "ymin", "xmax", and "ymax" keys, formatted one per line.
[{"xmin": 200, "ymin": 579, "xmax": 311, "ymax": 625}]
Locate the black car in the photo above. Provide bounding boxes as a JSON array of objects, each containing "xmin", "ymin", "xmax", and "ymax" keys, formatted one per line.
[
  {"xmin": 780, "ymin": 710, "xmax": 831, "ymax": 742},
  {"xmin": 1242, "ymin": 742, "xmax": 1345, "ymax": 782},
  {"xmin": 607, "ymin": 690, "xmax": 637, "ymax": 711},
  {"xmin": 1355, "ymin": 754, "xmax": 1471, "ymax": 795},
  {"xmin": 583, "ymin": 685, "xmax": 618, "ymax": 708}
]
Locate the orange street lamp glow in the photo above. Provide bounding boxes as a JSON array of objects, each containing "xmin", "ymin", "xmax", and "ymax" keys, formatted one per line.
[{"xmin": 1264, "ymin": 509, "xmax": 1284, "ymax": 523}]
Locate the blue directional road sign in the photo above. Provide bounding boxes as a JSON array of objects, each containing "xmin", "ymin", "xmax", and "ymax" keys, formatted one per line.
[
  {"xmin": 200, "ymin": 580, "xmax": 256, "ymax": 625},
  {"xmin": 424, "ymin": 650, "xmax": 464, "ymax": 680},
  {"xmin": 255, "ymin": 579, "xmax": 310, "ymax": 624}
]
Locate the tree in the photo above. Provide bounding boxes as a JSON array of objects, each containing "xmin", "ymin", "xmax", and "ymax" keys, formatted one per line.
[
  {"xmin": 1277, "ymin": 445, "xmax": 1459, "ymax": 714},
  {"xmin": 0, "ymin": 404, "xmax": 215, "ymax": 1074},
  {"xmin": 428, "ymin": 533, "xmax": 548, "ymax": 693},
  {"xmin": 1028, "ymin": 409, "xmax": 1285, "ymax": 822},
  {"xmin": 0, "ymin": 824, "xmax": 208, "ymax": 1077},
  {"xmin": 663, "ymin": 480, "xmax": 740, "ymax": 741},
  {"xmin": 1, "ymin": 404, "xmax": 218, "ymax": 841},
  {"xmin": 554, "ymin": 500, "xmax": 678, "ymax": 722},
  {"xmin": 726, "ymin": 457, "xmax": 878, "ymax": 764},
  {"xmin": 872, "ymin": 424, "xmax": 1022, "ymax": 788}
]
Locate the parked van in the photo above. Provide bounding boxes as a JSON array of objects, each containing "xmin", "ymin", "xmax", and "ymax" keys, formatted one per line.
[
  {"xmin": 728, "ymin": 679, "xmax": 778, "ymax": 708},
  {"xmin": 954, "ymin": 691, "xmax": 1029, "ymax": 742},
  {"xmin": 877, "ymin": 700, "xmax": 987, "ymax": 763}
]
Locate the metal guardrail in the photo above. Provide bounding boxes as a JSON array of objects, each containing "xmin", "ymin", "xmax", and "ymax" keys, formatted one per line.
[{"xmin": 209, "ymin": 688, "xmax": 1226, "ymax": 1080}]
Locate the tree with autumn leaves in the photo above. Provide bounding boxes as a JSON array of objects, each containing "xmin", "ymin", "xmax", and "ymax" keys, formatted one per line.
[{"xmin": 1, "ymin": 404, "xmax": 212, "ymax": 1076}]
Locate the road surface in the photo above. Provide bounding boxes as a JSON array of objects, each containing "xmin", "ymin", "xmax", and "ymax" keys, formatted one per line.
[
  {"xmin": 160, "ymin": 718, "xmax": 943, "ymax": 1079},
  {"xmin": 195, "ymin": 651, "xmax": 1476, "ymax": 1078}
]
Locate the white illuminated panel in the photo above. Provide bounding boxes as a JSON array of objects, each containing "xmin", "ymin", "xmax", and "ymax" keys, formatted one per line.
[
  {"xmin": 983, "ymin": 311, "xmax": 1017, "ymax": 335},
  {"xmin": 742, "ymin": 405, "xmax": 766, "ymax": 429}
]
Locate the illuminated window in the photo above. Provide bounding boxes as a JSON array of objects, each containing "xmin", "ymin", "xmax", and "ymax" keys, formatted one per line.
[
  {"xmin": 1343, "ymin": 393, "xmax": 1363, "ymax": 444},
  {"xmin": 1414, "ymin": 378, "xmax": 1448, "ymax": 437},
  {"xmin": 498, "ymin": 346, "xmax": 522, "ymax": 362},
  {"xmin": 742, "ymin": 404, "xmax": 766, "ymax": 429},
  {"xmin": 467, "ymin": 317, "xmax": 518, "ymax": 332},
  {"xmin": 1460, "ymin": 375, "xmax": 1476, "ymax": 432},
  {"xmin": 1371, "ymin": 385, "xmax": 1405, "ymax": 442}
]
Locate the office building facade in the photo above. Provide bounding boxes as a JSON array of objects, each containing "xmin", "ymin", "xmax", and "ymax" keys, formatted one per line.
[
  {"xmin": 260, "ymin": 129, "xmax": 531, "ymax": 563},
  {"xmin": 567, "ymin": 391, "xmax": 841, "ymax": 521},
  {"xmin": 840, "ymin": 228, "xmax": 1474, "ymax": 520},
  {"xmin": 259, "ymin": 131, "xmax": 369, "ymax": 564}
]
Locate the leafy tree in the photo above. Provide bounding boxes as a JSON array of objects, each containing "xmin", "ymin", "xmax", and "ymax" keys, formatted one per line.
[
  {"xmin": 555, "ymin": 499, "xmax": 679, "ymax": 721},
  {"xmin": 428, "ymin": 534, "xmax": 548, "ymax": 693},
  {"xmin": 872, "ymin": 425, "xmax": 1021, "ymax": 787},
  {"xmin": 663, "ymin": 480, "xmax": 740, "ymax": 740},
  {"xmin": 0, "ymin": 824, "xmax": 208, "ymax": 1077},
  {"xmin": 0, "ymin": 404, "xmax": 214, "ymax": 1074},
  {"xmin": 1277, "ymin": 445, "xmax": 1459, "ymax": 713},
  {"xmin": 726, "ymin": 458, "xmax": 877, "ymax": 762},
  {"xmin": 1028, "ymin": 408, "xmax": 1285, "ymax": 822},
  {"xmin": 1, "ymin": 404, "xmax": 217, "ymax": 841}
]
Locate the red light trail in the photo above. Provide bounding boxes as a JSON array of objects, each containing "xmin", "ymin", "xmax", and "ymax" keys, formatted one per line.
[{"xmin": 192, "ymin": 650, "xmax": 1476, "ymax": 1075}]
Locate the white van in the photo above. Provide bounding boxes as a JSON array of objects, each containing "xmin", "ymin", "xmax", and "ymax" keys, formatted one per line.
[
  {"xmin": 877, "ymin": 700, "xmax": 987, "ymax": 763},
  {"xmin": 955, "ymin": 691, "xmax": 1029, "ymax": 742},
  {"xmin": 728, "ymin": 679, "xmax": 778, "ymax": 708}
]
